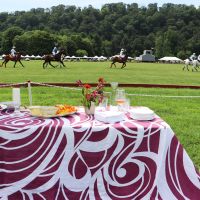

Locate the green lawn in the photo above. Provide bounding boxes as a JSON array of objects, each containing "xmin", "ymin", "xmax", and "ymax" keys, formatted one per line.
[
  {"xmin": 0, "ymin": 60, "xmax": 200, "ymax": 85},
  {"xmin": 0, "ymin": 60, "xmax": 200, "ymax": 169}
]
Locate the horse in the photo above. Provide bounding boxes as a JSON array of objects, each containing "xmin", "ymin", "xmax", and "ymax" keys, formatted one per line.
[
  {"xmin": 110, "ymin": 53, "xmax": 128, "ymax": 69},
  {"xmin": 1, "ymin": 52, "xmax": 24, "ymax": 68},
  {"xmin": 42, "ymin": 50, "xmax": 66, "ymax": 69},
  {"xmin": 183, "ymin": 59, "xmax": 199, "ymax": 72}
]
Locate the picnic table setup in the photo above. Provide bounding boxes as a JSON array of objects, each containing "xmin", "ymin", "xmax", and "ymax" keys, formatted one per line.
[{"xmin": 0, "ymin": 79, "xmax": 200, "ymax": 199}]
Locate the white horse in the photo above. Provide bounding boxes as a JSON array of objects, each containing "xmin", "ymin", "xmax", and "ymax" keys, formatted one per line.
[{"xmin": 183, "ymin": 59, "xmax": 199, "ymax": 71}]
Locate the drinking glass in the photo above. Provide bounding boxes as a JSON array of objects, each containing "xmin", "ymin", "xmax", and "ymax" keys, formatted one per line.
[
  {"xmin": 12, "ymin": 102, "xmax": 21, "ymax": 115},
  {"xmin": 123, "ymin": 98, "xmax": 130, "ymax": 112},
  {"xmin": 99, "ymin": 96, "xmax": 108, "ymax": 111},
  {"xmin": 110, "ymin": 82, "xmax": 118, "ymax": 90},
  {"xmin": 115, "ymin": 89, "xmax": 126, "ymax": 111},
  {"xmin": 110, "ymin": 82, "xmax": 118, "ymax": 106},
  {"xmin": 12, "ymin": 88, "xmax": 21, "ymax": 115}
]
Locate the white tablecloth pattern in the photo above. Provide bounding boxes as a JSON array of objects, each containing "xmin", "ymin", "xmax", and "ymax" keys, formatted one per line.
[{"xmin": 0, "ymin": 108, "xmax": 199, "ymax": 200}]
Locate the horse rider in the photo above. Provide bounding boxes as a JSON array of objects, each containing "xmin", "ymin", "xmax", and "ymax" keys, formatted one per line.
[
  {"xmin": 52, "ymin": 45, "xmax": 59, "ymax": 56},
  {"xmin": 189, "ymin": 53, "xmax": 197, "ymax": 61},
  {"xmin": 197, "ymin": 54, "xmax": 200, "ymax": 62},
  {"xmin": 10, "ymin": 46, "xmax": 16, "ymax": 58},
  {"xmin": 119, "ymin": 48, "xmax": 126, "ymax": 59}
]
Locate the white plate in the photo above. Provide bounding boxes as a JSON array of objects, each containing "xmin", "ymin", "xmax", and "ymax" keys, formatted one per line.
[
  {"xmin": 0, "ymin": 104, "xmax": 7, "ymax": 110},
  {"xmin": 129, "ymin": 107, "xmax": 155, "ymax": 121},
  {"xmin": 28, "ymin": 106, "xmax": 77, "ymax": 118}
]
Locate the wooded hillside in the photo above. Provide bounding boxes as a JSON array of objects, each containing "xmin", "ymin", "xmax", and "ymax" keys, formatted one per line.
[{"xmin": 0, "ymin": 3, "xmax": 199, "ymax": 58}]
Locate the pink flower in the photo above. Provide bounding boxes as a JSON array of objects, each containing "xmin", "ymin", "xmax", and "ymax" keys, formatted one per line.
[
  {"xmin": 86, "ymin": 94, "xmax": 91, "ymax": 101},
  {"xmin": 76, "ymin": 78, "xmax": 106, "ymax": 108}
]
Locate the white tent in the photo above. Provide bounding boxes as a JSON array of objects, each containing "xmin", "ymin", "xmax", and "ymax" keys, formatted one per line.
[
  {"xmin": 36, "ymin": 55, "xmax": 42, "ymax": 59},
  {"xmin": 158, "ymin": 57, "xmax": 183, "ymax": 63},
  {"xmin": 98, "ymin": 56, "xmax": 107, "ymax": 61},
  {"xmin": 30, "ymin": 55, "xmax": 35, "ymax": 59}
]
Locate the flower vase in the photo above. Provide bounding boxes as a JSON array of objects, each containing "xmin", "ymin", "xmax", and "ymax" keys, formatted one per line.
[{"xmin": 84, "ymin": 102, "xmax": 95, "ymax": 115}]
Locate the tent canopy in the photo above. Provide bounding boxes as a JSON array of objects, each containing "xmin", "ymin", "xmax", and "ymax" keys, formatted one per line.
[{"xmin": 158, "ymin": 56, "xmax": 182, "ymax": 61}]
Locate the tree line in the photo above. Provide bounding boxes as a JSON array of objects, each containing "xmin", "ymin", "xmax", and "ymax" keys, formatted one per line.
[{"xmin": 0, "ymin": 3, "xmax": 199, "ymax": 59}]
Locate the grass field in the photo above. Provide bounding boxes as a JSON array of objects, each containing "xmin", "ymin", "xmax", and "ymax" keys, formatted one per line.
[
  {"xmin": 0, "ymin": 60, "xmax": 200, "ymax": 169},
  {"xmin": 0, "ymin": 60, "xmax": 200, "ymax": 85}
]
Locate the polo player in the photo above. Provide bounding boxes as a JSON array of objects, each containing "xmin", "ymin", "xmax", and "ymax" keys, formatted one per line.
[
  {"xmin": 10, "ymin": 46, "xmax": 16, "ymax": 59},
  {"xmin": 189, "ymin": 53, "xmax": 197, "ymax": 61},
  {"xmin": 198, "ymin": 54, "xmax": 200, "ymax": 62}
]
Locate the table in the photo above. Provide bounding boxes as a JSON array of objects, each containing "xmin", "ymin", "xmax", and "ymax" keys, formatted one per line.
[{"xmin": 0, "ymin": 108, "xmax": 200, "ymax": 199}]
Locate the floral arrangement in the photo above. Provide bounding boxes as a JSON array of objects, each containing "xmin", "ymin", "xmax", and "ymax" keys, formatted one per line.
[{"xmin": 76, "ymin": 77, "xmax": 105, "ymax": 109}]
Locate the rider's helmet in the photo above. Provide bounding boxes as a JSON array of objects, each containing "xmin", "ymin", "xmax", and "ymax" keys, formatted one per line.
[{"xmin": 12, "ymin": 46, "xmax": 16, "ymax": 49}]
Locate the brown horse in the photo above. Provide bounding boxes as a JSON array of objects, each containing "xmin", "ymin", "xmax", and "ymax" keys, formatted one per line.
[
  {"xmin": 42, "ymin": 50, "xmax": 66, "ymax": 69},
  {"xmin": 1, "ymin": 52, "xmax": 24, "ymax": 68},
  {"xmin": 110, "ymin": 53, "xmax": 128, "ymax": 69}
]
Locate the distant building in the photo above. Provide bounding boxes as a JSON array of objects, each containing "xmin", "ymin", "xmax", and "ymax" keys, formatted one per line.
[{"xmin": 136, "ymin": 50, "xmax": 155, "ymax": 62}]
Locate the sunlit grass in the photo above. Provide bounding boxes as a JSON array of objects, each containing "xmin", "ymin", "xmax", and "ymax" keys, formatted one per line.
[
  {"xmin": 0, "ymin": 60, "xmax": 200, "ymax": 85},
  {"xmin": 0, "ymin": 60, "xmax": 200, "ymax": 169}
]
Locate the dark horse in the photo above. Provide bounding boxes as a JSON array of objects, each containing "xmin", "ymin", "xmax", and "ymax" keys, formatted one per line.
[
  {"xmin": 42, "ymin": 50, "xmax": 66, "ymax": 69},
  {"xmin": 110, "ymin": 52, "xmax": 128, "ymax": 69},
  {"xmin": 1, "ymin": 52, "xmax": 24, "ymax": 68}
]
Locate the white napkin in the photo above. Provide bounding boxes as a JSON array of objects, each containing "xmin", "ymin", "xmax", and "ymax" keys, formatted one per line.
[
  {"xmin": 95, "ymin": 110, "xmax": 125, "ymax": 123},
  {"xmin": 129, "ymin": 107, "xmax": 155, "ymax": 121}
]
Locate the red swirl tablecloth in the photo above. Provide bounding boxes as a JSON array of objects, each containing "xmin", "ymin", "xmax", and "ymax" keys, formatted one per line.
[{"xmin": 0, "ymin": 108, "xmax": 200, "ymax": 200}]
